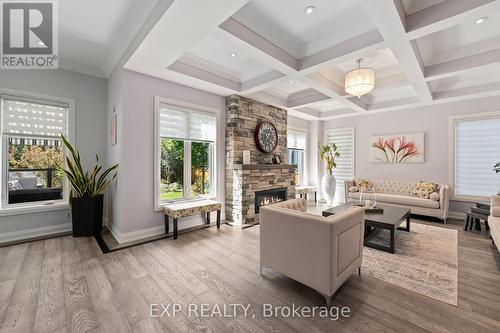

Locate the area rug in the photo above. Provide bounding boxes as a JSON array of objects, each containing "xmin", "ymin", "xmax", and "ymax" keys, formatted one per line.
[{"xmin": 361, "ymin": 222, "xmax": 458, "ymax": 306}]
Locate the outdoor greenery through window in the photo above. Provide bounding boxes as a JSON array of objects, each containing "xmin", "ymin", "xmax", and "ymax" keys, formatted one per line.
[
  {"xmin": 158, "ymin": 103, "xmax": 216, "ymax": 202},
  {"xmin": 1, "ymin": 95, "xmax": 69, "ymax": 206}
]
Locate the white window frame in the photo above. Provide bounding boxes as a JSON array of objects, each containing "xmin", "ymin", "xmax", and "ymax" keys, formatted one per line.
[
  {"xmin": 287, "ymin": 127, "xmax": 308, "ymax": 186},
  {"xmin": 324, "ymin": 127, "xmax": 356, "ymax": 202},
  {"xmin": 0, "ymin": 88, "xmax": 75, "ymax": 217},
  {"xmin": 449, "ymin": 111, "xmax": 500, "ymax": 202},
  {"xmin": 154, "ymin": 97, "xmax": 218, "ymax": 211}
]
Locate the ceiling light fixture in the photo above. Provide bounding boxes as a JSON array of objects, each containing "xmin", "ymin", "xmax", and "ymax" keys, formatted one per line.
[
  {"xmin": 230, "ymin": 52, "xmax": 238, "ymax": 57},
  {"xmin": 344, "ymin": 58, "xmax": 375, "ymax": 98},
  {"xmin": 37, "ymin": 41, "xmax": 45, "ymax": 46},
  {"xmin": 474, "ymin": 16, "xmax": 489, "ymax": 24},
  {"xmin": 288, "ymin": 80, "xmax": 294, "ymax": 85},
  {"xmin": 304, "ymin": 5, "xmax": 316, "ymax": 15}
]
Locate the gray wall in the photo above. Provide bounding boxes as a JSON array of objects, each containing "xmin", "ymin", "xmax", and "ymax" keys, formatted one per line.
[
  {"xmin": 322, "ymin": 95, "xmax": 500, "ymax": 215},
  {"xmin": 0, "ymin": 69, "xmax": 107, "ymax": 243},
  {"xmin": 106, "ymin": 69, "xmax": 226, "ymax": 240}
]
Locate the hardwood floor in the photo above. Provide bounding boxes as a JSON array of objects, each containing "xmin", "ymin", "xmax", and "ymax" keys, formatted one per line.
[{"xmin": 0, "ymin": 219, "xmax": 499, "ymax": 333}]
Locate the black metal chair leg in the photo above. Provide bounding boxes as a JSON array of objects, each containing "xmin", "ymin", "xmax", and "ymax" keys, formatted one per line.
[
  {"xmin": 464, "ymin": 215, "xmax": 469, "ymax": 231},
  {"xmin": 216, "ymin": 209, "xmax": 221, "ymax": 229},
  {"xmin": 173, "ymin": 218, "xmax": 178, "ymax": 239},
  {"xmin": 165, "ymin": 215, "xmax": 169, "ymax": 234},
  {"xmin": 206, "ymin": 212, "xmax": 210, "ymax": 224}
]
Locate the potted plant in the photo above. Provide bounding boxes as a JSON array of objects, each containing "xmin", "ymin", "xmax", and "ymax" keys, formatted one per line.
[
  {"xmin": 58, "ymin": 134, "xmax": 118, "ymax": 237},
  {"xmin": 319, "ymin": 143, "xmax": 340, "ymax": 204}
]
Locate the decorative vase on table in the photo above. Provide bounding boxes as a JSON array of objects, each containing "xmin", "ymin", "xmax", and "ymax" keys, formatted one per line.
[
  {"xmin": 319, "ymin": 142, "xmax": 341, "ymax": 205},
  {"xmin": 321, "ymin": 174, "xmax": 337, "ymax": 204}
]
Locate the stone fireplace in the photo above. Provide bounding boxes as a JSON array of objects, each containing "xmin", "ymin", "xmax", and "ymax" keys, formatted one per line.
[{"xmin": 225, "ymin": 95, "xmax": 296, "ymax": 226}]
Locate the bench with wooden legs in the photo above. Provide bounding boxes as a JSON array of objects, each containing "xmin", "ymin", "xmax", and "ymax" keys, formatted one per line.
[{"xmin": 163, "ymin": 200, "xmax": 222, "ymax": 239}]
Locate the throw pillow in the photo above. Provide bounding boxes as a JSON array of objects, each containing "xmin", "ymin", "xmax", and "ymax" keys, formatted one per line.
[
  {"xmin": 429, "ymin": 192, "xmax": 440, "ymax": 201},
  {"xmin": 349, "ymin": 186, "xmax": 359, "ymax": 193},
  {"xmin": 8, "ymin": 180, "xmax": 23, "ymax": 190},
  {"xmin": 413, "ymin": 182, "xmax": 438, "ymax": 199},
  {"xmin": 354, "ymin": 179, "xmax": 373, "ymax": 191}
]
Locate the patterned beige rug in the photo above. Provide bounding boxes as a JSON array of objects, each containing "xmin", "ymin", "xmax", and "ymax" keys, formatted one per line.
[{"xmin": 361, "ymin": 222, "xmax": 458, "ymax": 306}]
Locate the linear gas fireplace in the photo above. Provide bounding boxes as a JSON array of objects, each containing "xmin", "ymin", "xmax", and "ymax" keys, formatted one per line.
[{"xmin": 255, "ymin": 187, "xmax": 288, "ymax": 214}]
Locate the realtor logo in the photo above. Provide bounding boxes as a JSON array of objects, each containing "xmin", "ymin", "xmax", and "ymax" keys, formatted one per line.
[{"xmin": 1, "ymin": 0, "xmax": 58, "ymax": 69}]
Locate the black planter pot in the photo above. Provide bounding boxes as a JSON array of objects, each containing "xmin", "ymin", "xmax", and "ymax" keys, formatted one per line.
[{"xmin": 71, "ymin": 194, "xmax": 104, "ymax": 237}]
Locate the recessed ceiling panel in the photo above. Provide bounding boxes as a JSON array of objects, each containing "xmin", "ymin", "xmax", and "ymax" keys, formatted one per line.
[
  {"xmin": 416, "ymin": 9, "xmax": 500, "ymax": 65},
  {"xmin": 401, "ymin": 0, "xmax": 444, "ymax": 15},
  {"xmin": 232, "ymin": 0, "xmax": 376, "ymax": 57},
  {"xmin": 184, "ymin": 35, "xmax": 272, "ymax": 82},
  {"xmin": 430, "ymin": 64, "xmax": 500, "ymax": 92}
]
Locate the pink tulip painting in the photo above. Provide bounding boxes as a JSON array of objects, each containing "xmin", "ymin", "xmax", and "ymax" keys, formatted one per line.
[{"xmin": 370, "ymin": 133, "xmax": 424, "ymax": 163}]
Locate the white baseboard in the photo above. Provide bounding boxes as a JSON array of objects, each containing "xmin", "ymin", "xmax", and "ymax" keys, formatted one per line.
[{"xmin": 0, "ymin": 223, "xmax": 72, "ymax": 245}]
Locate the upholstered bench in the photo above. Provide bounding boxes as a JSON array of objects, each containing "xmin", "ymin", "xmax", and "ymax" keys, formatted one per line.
[
  {"xmin": 295, "ymin": 185, "xmax": 317, "ymax": 202},
  {"xmin": 163, "ymin": 200, "xmax": 222, "ymax": 239}
]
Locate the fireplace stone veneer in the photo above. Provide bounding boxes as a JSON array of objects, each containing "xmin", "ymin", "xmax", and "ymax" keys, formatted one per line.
[
  {"xmin": 226, "ymin": 164, "xmax": 296, "ymax": 225},
  {"xmin": 225, "ymin": 95, "xmax": 296, "ymax": 226}
]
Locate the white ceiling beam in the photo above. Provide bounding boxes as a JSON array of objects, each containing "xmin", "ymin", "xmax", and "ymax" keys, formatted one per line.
[
  {"xmin": 217, "ymin": 18, "xmax": 299, "ymax": 74},
  {"xmin": 240, "ymin": 70, "xmax": 286, "ymax": 94},
  {"xmin": 433, "ymin": 81, "xmax": 500, "ymax": 102},
  {"xmin": 318, "ymin": 109, "xmax": 359, "ymax": 120},
  {"xmin": 215, "ymin": 18, "xmax": 368, "ymax": 112},
  {"xmin": 168, "ymin": 61, "xmax": 241, "ymax": 91},
  {"xmin": 299, "ymin": 29, "xmax": 387, "ymax": 75},
  {"xmin": 245, "ymin": 91, "xmax": 288, "ymax": 110},
  {"xmin": 424, "ymin": 48, "xmax": 500, "ymax": 81},
  {"xmin": 405, "ymin": 0, "xmax": 499, "ymax": 40},
  {"xmin": 287, "ymin": 90, "xmax": 331, "ymax": 108},
  {"xmin": 288, "ymin": 108, "xmax": 322, "ymax": 120},
  {"xmin": 362, "ymin": 0, "xmax": 433, "ymax": 103},
  {"xmin": 367, "ymin": 96, "xmax": 420, "ymax": 111},
  {"xmin": 300, "ymin": 73, "xmax": 367, "ymax": 112},
  {"xmin": 125, "ymin": 0, "xmax": 249, "ymax": 78}
]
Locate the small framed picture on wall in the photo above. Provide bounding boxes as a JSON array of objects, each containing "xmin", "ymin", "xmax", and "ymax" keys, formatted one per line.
[{"xmin": 111, "ymin": 107, "xmax": 117, "ymax": 146}]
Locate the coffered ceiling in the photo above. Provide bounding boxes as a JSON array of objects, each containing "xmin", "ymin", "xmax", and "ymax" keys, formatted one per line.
[{"xmin": 124, "ymin": 0, "xmax": 500, "ymax": 120}]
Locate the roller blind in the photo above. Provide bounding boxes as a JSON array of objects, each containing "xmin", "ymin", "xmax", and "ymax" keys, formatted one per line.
[
  {"xmin": 325, "ymin": 128, "xmax": 354, "ymax": 202},
  {"xmin": 287, "ymin": 129, "xmax": 306, "ymax": 150},
  {"xmin": 1, "ymin": 96, "xmax": 68, "ymax": 138},
  {"xmin": 159, "ymin": 104, "xmax": 216, "ymax": 142},
  {"xmin": 455, "ymin": 116, "xmax": 500, "ymax": 197}
]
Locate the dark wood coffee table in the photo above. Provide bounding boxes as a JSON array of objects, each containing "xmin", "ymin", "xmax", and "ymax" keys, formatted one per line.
[{"xmin": 322, "ymin": 202, "xmax": 411, "ymax": 254}]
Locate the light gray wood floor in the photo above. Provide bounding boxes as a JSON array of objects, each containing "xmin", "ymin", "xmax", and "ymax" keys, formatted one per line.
[{"xmin": 0, "ymin": 219, "xmax": 499, "ymax": 333}]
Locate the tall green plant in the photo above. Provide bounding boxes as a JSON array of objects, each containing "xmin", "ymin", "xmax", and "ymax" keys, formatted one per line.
[
  {"xmin": 319, "ymin": 143, "xmax": 340, "ymax": 175},
  {"xmin": 57, "ymin": 134, "xmax": 118, "ymax": 197}
]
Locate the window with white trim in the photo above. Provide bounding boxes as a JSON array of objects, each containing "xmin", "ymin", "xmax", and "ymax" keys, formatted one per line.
[
  {"xmin": 453, "ymin": 115, "xmax": 500, "ymax": 199},
  {"xmin": 1, "ymin": 94, "xmax": 69, "ymax": 208},
  {"xmin": 287, "ymin": 129, "xmax": 306, "ymax": 186},
  {"xmin": 325, "ymin": 127, "xmax": 355, "ymax": 202},
  {"xmin": 156, "ymin": 103, "xmax": 216, "ymax": 204}
]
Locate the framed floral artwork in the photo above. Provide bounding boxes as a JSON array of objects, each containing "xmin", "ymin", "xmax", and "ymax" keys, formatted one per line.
[{"xmin": 370, "ymin": 132, "xmax": 424, "ymax": 163}]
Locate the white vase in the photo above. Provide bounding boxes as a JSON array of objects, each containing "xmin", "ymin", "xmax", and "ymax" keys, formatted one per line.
[{"xmin": 321, "ymin": 174, "xmax": 336, "ymax": 204}]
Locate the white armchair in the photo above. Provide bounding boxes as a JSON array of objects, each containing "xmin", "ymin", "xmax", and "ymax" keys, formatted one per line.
[{"xmin": 259, "ymin": 198, "xmax": 365, "ymax": 305}]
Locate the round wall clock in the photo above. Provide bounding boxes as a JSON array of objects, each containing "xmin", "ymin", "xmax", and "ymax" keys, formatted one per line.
[{"xmin": 254, "ymin": 121, "xmax": 278, "ymax": 153}]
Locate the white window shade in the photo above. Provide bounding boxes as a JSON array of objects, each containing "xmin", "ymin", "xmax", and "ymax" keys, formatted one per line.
[
  {"xmin": 1, "ymin": 96, "xmax": 68, "ymax": 139},
  {"xmin": 455, "ymin": 117, "xmax": 500, "ymax": 198},
  {"xmin": 159, "ymin": 104, "xmax": 216, "ymax": 142},
  {"xmin": 287, "ymin": 129, "xmax": 306, "ymax": 149},
  {"xmin": 325, "ymin": 128, "xmax": 354, "ymax": 202}
]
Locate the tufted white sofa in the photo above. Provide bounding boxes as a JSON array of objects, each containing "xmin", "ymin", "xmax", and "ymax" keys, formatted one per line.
[
  {"xmin": 260, "ymin": 198, "xmax": 365, "ymax": 305},
  {"xmin": 489, "ymin": 196, "xmax": 500, "ymax": 253},
  {"xmin": 344, "ymin": 179, "xmax": 450, "ymax": 222}
]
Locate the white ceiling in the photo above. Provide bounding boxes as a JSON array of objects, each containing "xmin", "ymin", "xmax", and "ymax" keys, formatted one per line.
[
  {"xmin": 57, "ymin": 0, "xmax": 159, "ymax": 77},
  {"xmin": 118, "ymin": 0, "xmax": 500, "ymax": 120}
]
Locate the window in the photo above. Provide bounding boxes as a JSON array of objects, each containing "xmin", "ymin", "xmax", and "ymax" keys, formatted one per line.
[
  {"xmin": 1, "ymin": 94, "xmax": 69, "ymax": 208},
  {"xmin": 452, "ymin": 114, "xmax": 500, "ymax": 199},
  {"xmin": 325, "ymin": 127, "xmax": 355, "ymax": 202},
  {"xmin": 156, "ymin": 101, "xmax": 216, "ymax": 206},
  {"xmin": 287, "ymin": 129, "xmax": 306, "ymax": 186}
]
